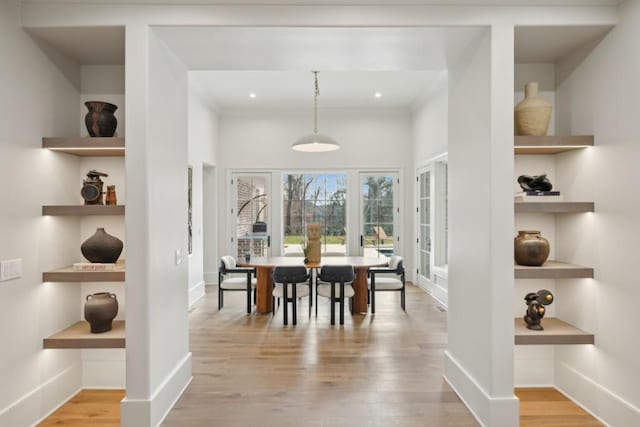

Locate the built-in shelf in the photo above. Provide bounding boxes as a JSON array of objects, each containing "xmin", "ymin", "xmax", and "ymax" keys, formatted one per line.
[
  {"xmin": 42, "ymin": 137, "xmax": 125, "ymax": 156},
  {"xmin": 514, "ymin": 135, "xmax": 594, "ymax": 154},
  {"xmin": 514, "ymin": 318, "xmax": 594, "ymax": 345},
  {"xmin": 515, "ymin": 260, "xmax": 594, "ymax": 279},
  {"xmin": 43, "ymin": 262, "xmax": 125, "ymax": 282},
  {"xmin": 43, "ymin": 320, "xmax": 125, "ymax": 349},
  {"xmin": 515, "ymin": 202, "xmax": 594, "ymax": 213},
  {"xmin": 42, "ymin": 205, "xmax": 125, "ymax": 216}
]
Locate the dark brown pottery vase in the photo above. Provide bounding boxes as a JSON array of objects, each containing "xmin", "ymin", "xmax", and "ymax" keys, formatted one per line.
[
  {"xmin": 81, "ymin": 228, "xmax": 123, "ymax": 263},
  {"xmin": 84, "ymin": 292, "xmax": 118, "ymax": 333},
  {"xmin": 514, "ymin": 230, "xmax": 550, "ymax": 266},
  {"xmin": 84, "ymin": 101, "xmax": 118, "ymax": 137}
]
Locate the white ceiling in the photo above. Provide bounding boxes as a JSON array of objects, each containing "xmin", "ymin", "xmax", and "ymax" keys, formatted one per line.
[
  {"xmin": 154, "ymin": 27, "xmax": 484, "ymax": 71},
  {"xmin": 24, "ymin": 20, "xmax": 615, "ymax": 112},
  {"xmin": 515, "ymin": 26, "xmax": 612, "ymax": 63},
  {"xmin": 21, "ymin": 0, "xmax": 624, "ymax": 5},
  {"xmin": 27, "ymin": 27, "xmax": 124, "ymax": 65},
  {"xmin": 191, "ymin": 70, "xmax": 443, "ymax": 110}
]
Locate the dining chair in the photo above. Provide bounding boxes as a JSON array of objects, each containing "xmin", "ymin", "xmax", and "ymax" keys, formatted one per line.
[
  {"xmin": 272, "ymin": 266, "xmax": 310, "ymax": 325},
  {"xmin": 367, "ymin": 255, "xmax": 405, "ymax": 314},
  {"xmin": 218, "ymin": 255, "xmax": 257, "ymax": 314},
  {"xmin": 316, "ymin": 265, "xmax": 355, "ymax": 325}
]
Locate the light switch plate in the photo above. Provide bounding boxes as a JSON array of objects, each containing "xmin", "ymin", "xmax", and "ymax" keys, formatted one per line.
[
  {"xmin": 0, "ymin": 258, "xmax": 23, "ymax": 281},
  {"xmin": 175, "ymin": 249, "xmax": 183, "ymax": 266}
]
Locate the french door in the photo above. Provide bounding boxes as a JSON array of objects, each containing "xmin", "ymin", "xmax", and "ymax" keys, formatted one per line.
[
  {"xmin": 359, "ymin": 173, "xmax": 399, "ymax": 258},
  {"xmin": 230, "ymin": 173, "xmax": 272, "ymax": 260},
  {"xmin": 416, "ymin": 166, "xmax": 432, "ymax": 287}
]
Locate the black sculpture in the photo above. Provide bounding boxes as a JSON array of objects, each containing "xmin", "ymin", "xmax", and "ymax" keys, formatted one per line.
[
  {"xmin": 524, "ymin": 289, "xmax": 554, "ymax": 330},
  {"xmin": 518, "ymin": 174, "xmax": 553, "ymax": 192}
]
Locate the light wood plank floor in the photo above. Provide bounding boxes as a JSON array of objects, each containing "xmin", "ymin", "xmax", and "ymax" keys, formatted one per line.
[
  {"xmin": 516, "ymin": 388, "xmax": 604, "ymax": 427},
  {"xmin": 38, "ymin": 389, "xmax": 124, "ymax": 426},
  {"xmin": 163, "ymin": 284, "xmax": 478, "ymax": 427},
  {"xmin": 38, "ymin": 285, "xmax": 604, "ymax": 427}
]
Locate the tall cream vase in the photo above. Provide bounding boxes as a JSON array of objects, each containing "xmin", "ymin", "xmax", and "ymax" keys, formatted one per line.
[{"xmin": 515, "ymin": 82, "xmax": 552, "ymax": 136}]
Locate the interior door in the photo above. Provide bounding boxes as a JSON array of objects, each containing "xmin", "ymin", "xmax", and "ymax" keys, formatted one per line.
[
  {"xmin": 416, "ymin": 166, "xmax": 432, "ymax": 286},
  {"xmin": 230, "ymin": 173, "xmax": 272, "ymax": 260},
  {"xmin": 359, "ymin": 173, "xmax": 398, "ymax": 258}
]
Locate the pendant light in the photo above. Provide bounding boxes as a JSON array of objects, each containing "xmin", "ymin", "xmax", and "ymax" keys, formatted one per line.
[{"xmin": 292, "ymin": 71, "xmax": 340, "ymax": 152}]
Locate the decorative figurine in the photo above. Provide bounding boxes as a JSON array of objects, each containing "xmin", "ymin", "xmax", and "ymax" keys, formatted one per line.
[
  {"xmin": 518, "ymin": 174, "xmax": 553, "ymax": 192},
  {"xmin": 81, "ymin": 170, "xmax": 108, "ymax": 205},
  {"xmin": 524, "ymin": 289, "xmax": 554, "ymax": 330},
  {"xmin": 105, "ymin": 185, "xmax": 117, "ymax": 205}
]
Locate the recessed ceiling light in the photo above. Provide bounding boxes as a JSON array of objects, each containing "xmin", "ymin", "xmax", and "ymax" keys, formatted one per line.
[
  {"xmin": 249, "ymin": 93, "xmax": 256, "ymax": 99},
  {"xmin": 374, "ymin": 92, "xmax": 382, "ymax": 98}
]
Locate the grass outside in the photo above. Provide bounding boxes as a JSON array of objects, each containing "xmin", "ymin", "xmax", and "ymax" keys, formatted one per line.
[{"xmin": 284, "ymin": 235, "xmax": 346, "ymax": 244}]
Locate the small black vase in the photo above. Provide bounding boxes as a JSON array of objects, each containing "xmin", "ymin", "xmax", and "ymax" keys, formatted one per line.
[
  {"xmin": 84, "ymin": 101, "xmax": 118, "ymax": 137},
  {"xmin": 84, "ymin": 292, "xmax": 118, "ymax": 333},
  {"xmin": 81, "ymin": 228, "xmax": 123, "ymax": 263}
]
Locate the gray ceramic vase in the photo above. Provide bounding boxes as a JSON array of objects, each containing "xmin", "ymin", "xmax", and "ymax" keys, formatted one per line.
[
  {"xmin": 84, "ymin": 292, "xmax": 118, "ymax": 333},
  {"xmin": 81, "ymin": 228, "xmax": 123, "ymax": 263}
]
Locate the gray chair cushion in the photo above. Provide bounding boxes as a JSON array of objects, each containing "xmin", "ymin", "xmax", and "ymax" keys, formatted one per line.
[
  {"xmin": 221, "ymin": 255, "xmax": 236, "ymax": 269},
  {"xmin": 317, "ymin": 283, "xmax": 355, "ymax": 298},
  {"xmin": 273, "ymin": 283, "xmax": 310, "ymax": 298},
  {"xmin": 220, "ymin": 277, "xmax": 257, "ymax": 290},
  {"xmin": 368, "ymin": 276, "xmax": 403, "ymax": 290},
  {"xmin": 388, "ymin": 255, "xmax": 402, "ymax": 270}
]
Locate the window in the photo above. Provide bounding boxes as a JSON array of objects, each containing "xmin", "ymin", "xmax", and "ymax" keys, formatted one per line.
[{"xmin": 282, "ymin": 173, "xmax": 347, "ymax": 255}]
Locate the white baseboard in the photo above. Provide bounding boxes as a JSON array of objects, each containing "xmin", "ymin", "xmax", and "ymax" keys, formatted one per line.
[
  {"xmin": 121, "ymin": 352, "xmax": 192, "ymax": 427},
  {"xmin": 444, "ymin": 351, "xmax": 519, "ymax": 427},
  {"xmin": 0, "ymin": 365, "xmax": 81, "ymax": 427},
  {"xmin": 417, "ymin": 280, "xmax": 448, "ymax": 308},
  {"xmin": 556, "ymin": 362, "xmax": 640, "ymax": 427},
  {"xmin": 188, "ymin": 280, "xmax": 205, "ymax": 308}
]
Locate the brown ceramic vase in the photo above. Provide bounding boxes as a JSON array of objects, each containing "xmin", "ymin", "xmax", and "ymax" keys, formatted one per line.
[
  {"xmin": 84, "ymin": 292, "xmax": 118, "ymax": 333},
  {"xmin": 514, "ymin": 230, "xmax": 550, "ymax": 266}
]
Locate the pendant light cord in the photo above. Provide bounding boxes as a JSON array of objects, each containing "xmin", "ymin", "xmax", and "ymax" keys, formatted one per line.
[{"xmin": 313, "ymin": 71, "xmax": 319, "ymax": 134}]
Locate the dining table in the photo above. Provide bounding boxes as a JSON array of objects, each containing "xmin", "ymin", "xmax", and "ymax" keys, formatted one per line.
[{"xmin": 239, "ymin": 256, "xmax": 388, "ymax": 314}]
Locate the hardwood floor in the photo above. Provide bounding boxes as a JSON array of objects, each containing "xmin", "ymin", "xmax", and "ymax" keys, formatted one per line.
[
  {"xmin": 38, "ymin": 285, "xmax": 605, "ymax": 427},
  {"xmin": 38, "ymin": 389, "xmax": 124, "ymax": 426},
  {"xmin": 162, "ymin": 284, "xmax": 478, "ymax": 426},
  {"xmin": 516, "ymin": 388, "xmax": 604, "ymax": 427}
]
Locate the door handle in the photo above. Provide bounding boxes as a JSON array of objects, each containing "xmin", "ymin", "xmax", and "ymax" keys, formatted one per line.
[
  {"xmin": 360, "ymin": 235, "xmax": 364, "ymax": 247},
  {"xmin": 267, "ymin": 235, "xmax": 271, "ymax": 247}
]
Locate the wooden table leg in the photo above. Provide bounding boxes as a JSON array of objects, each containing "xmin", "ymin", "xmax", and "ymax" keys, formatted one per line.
[
  {"xmin": 256, "ymin": 266, "xmax": 273, "ymax": 314},
  {"xmin": 351, "ymin": 267, "xmax": 368, "ymax": 314}
]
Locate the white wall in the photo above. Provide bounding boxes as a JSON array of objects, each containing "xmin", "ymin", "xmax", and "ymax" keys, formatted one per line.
[
  {"xmin": 412, "ymin": 73, "xmax": 449, "ymax": 164},
  {"xmin": 411, "ymin": 72, "xmax": 449, "ymax": 302},
  {"xmin": 217, "ymin": 109, "xmax": 413, "ymax": 267},
  {"xmin": 121, "ymin": 27, "xmax": 192, "ymax": 426},
  {"xmin": 0, "ymin": 1, "xmax": 82, "ymax": 425},
  {"xmin": 187, "ymin": 81, "xmax": 218, "ymax": 305},
  {"xmin": 444, "ymin": 26, "xmax": 518, "ymax": 426},
  {"xmin": 553, "ymin": 1, "xmax": 640, "ymax": 424}
]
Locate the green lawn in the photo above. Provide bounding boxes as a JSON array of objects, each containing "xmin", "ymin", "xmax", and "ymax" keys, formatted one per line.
[{"xmin": 284, "ymin": 235, "xmax": 346, "ymax": 244}]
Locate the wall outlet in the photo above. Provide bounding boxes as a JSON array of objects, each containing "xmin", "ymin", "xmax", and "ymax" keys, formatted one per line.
[
  {"xmin": 175, "ymin": 249, "xmax": 183, "ymax": 266},
  {"xmin": 0, "ymin": 258, "xmax": 23, "ymax": 282}
]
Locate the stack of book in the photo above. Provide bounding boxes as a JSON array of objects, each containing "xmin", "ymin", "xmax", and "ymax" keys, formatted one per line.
[
  {"xmin": 73, "ymin": 263, "xmax": 116, "ymax": 271},
  {"xmin": 514, "ymin": 190, "xmax": 563, "ymax": 202}
]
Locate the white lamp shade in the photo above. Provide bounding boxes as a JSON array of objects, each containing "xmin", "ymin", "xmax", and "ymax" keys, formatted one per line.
[{"xmin": 291, "ymin": 132, "xmax": 340, "ymax": 152}]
